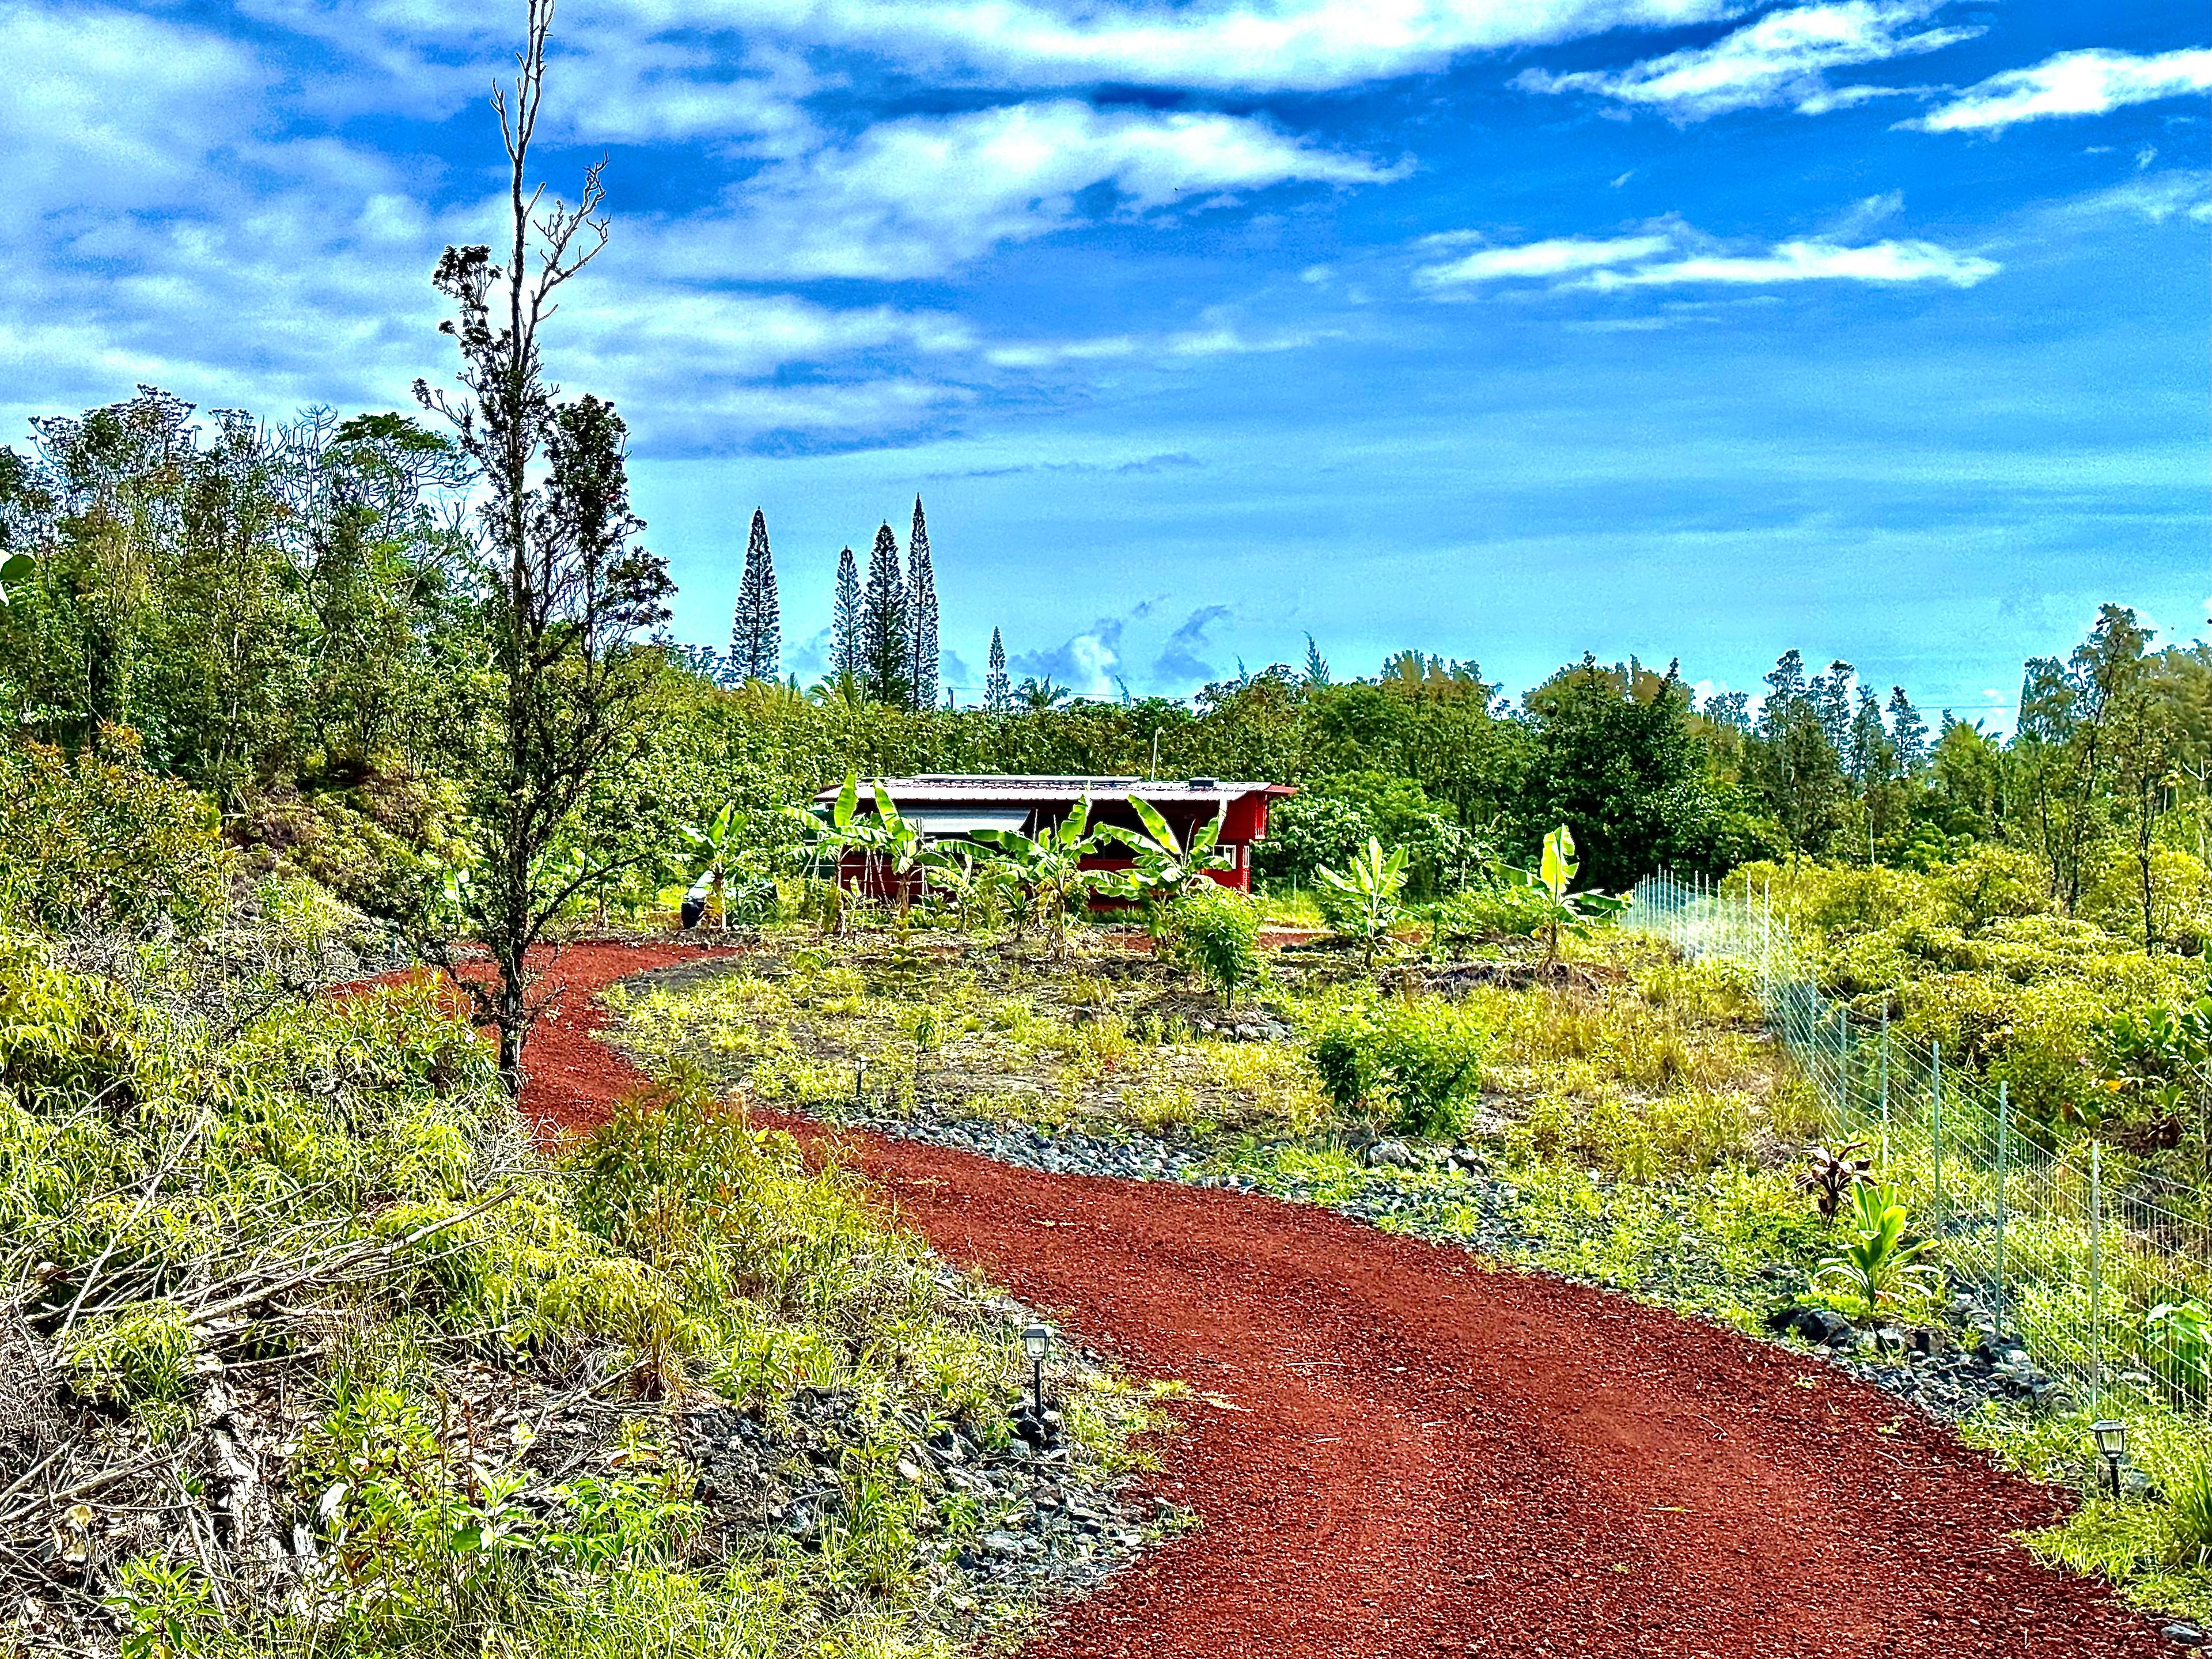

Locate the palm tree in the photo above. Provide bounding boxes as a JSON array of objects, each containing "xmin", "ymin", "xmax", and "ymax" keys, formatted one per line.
[
  {"xmin": 1017, "ymin": 676, "xmax": 1072, "ymax": 712},
  {"xmin": 809, "ymin": 669, "xmax": 868, "ymax": 708}
]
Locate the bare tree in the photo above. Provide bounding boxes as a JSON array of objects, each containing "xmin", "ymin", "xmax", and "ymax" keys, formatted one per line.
[{"xmin": 413, "ymin": 0, "xmax": 672, "ymax": 1092}]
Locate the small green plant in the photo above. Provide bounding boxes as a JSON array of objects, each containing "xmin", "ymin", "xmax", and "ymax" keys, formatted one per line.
[
  {"xmin": 63, "ymin": 1301, "xmax": 197, "ymax": 1409},
  {"xmin": 1316, "ymin": 837, "xmax": 1409, "ymax": 969},
  {"xmin": 105, "ymin": 1556, "xmax": 222, "ymax": 1659},
  {"xmin": 1309, "ymin": 996, "xmax": 1493, "ymax": 1138},
  {"xmin": 1812, "ymin": 1181, "xmax": 1941, "ymax": 1319},
  {"xmin": 2168, "ymin": 1452, "xmax": 2212, "ymax": 1568},
  {"xmin": 2147, "ymin": 1300, "xmax": 2212, "ymax": 1398},
  {"xmin": 1159, "ymin": 882, "xmax": 1263, "ymax": 1006},
  {"xmin": 1425, "ymin": 881, "xmax": 1556, "ymax": 955}
]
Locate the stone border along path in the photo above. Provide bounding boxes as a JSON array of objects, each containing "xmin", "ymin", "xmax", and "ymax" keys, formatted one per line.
[{"xmin": 519, "ymin": 941, "xmax": 2165, "ymax": 1659}]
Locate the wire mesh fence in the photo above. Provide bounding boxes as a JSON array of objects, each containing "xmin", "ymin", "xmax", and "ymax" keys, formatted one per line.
[{"xmin": 1624, "ymin": 868, "xmax": 2212, "ymax": 1423}]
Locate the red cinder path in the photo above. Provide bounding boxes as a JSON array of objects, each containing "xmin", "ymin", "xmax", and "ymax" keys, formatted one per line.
[{"xmin": 512, "ymin": 942, "xmax": 2163, "ymax": 1659}]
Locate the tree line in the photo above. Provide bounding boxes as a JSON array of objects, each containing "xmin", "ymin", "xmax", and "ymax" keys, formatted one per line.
[{"xmin": 1, "ymin": 374, "xmax": 2200, "ymax": 951}]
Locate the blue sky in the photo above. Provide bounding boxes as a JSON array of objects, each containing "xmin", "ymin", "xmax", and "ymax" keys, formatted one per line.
[{"xmin": 3, "ymin": 0, "xmax": 2206, "ymax": 722}]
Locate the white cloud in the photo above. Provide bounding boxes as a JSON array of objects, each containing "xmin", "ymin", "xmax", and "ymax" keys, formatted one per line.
[
  {"xmin": 1822, "ymin": 189, "xmax": 1903, "ymax": 236},
  {"xmin": 654, "ymin": 101, "xmax": 1400, "ymax": 281},
  {"xmin": 2048, "ymin": 169, "xmax": 2212, "ymax": 226},
  {"xmin": 245, "ymin": 0, "xmax": 1756, "ymax": 111},
  {"xmin": 1415, "ymin": 221, "xmax": 1999, "ymax": 291},
  {"xmin": 1418, "ymin": 234, "xmax": 1673, "ymax": 284},
  {"xmin": 986, "ymin": 336, "xmax": 1139, "ymax": 369},
  {"xmin": 1908, "ymin": 46, "xmax": 2212, "ymax": 132},
  {"xmin": 1582, "ymin": 237, "xmax": 1998, "ymax": 286},
  {"xmin": 0, "ymin": 2, "xmax": 264, "ymax": 214},
  {"xmin": 986, "ymin": 322, "xmax": 1317, "ymax": 366},
  {"xmin": 1515, "ymin": 1, "xmax": 1980, "ymax": 121},
  {"xmin": 616, "ymin": 0, "xmax": 1745, "ymax": 93}
]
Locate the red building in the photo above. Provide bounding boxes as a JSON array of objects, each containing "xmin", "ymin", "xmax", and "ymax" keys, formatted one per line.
[{"xmin": 814, "ymin": 774, "xmax": 1294, "ymax": 895}]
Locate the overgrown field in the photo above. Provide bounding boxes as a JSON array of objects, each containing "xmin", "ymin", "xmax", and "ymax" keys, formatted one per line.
[{"xmin": 0, "ymin": 912, "xmax": 1162, "ymax": 1659}]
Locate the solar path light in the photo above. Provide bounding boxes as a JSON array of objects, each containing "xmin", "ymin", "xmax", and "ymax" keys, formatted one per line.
[
  {"xmin": 1022, "ymin": 1323, "xmax": 1054, "ymax": 1418},
  {"xmin": 2092, "ymin": 1420, "xmax": 2127, "ymax": 1498}
]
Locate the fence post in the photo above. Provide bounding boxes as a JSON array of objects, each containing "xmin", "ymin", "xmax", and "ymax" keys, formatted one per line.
[
  {"xmin": 2089, "ymin": 1139, "xmax": 2104, "ymax": 1414},
  {"xmin": 1994, "ymin": 1080, "xmax": 2009, "ymax": 1338},
  {"xmin": 1931, "ymin": 1039, "xmax": 1946, "ymax": 1234},
  {"xmin": 1878, "ymin": 1012, "xmax": 1891, "ymax": 1171},
  {"xmin": 1836, "ymin": 1005, "xmax": 1850, "ymax": 1116},
  {"xmin": 1762, "ymin": 878, "xmax": 1772, "ymax": 999}
]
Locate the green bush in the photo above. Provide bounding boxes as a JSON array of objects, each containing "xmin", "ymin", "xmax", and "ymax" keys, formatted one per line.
[
  {"xmin": 1309, "ymin": 995, "xmax": 1494, "ymax": 1138},
  {"xmin": 0, "ymin": 734, "xmax": 231, "ymax": 935},
  {"xmin": 1734, "ymin": 851, "xmax": 2205, "ymax": 1139},
  {"xmin": 234, "ymin": 771, "xmax": 464, "ymax": 922},
  {"xmin": 1425, "ymin": 880, "xmax": 1558, "ymax": 948},
  {"xmin": 63, "ymin": 1300, "xmax": 196, "ymax": 1408},
  {"xmin": 1158, "ymin": 882, "xmax": 1263, "ymax": 1005}
]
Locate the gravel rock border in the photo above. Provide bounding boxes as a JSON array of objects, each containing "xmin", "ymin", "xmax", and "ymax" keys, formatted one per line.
[{"xmin": 825, "ymin": 1100, "xmax": 2062, "ymax": 1431}]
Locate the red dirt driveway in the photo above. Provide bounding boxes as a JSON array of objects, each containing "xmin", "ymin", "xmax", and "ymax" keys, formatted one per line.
[{"xmin": 517, "ymin": 941, "xmax": 2165, "ymax": 1659}]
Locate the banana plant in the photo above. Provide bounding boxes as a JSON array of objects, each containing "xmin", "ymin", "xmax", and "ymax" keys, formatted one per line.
[
  {"xmin": 796, "ymin": 774, "xmax": 929, "ymax": 914},
  {"xmin": 1812, "ymin": 1181, "xmax": 1941, "ymax": 1319},
  {"xmin": 918, "ymin": 840, "xmax": 991, "ymax": 931},
  {"xmin": 1316, "ymin": 836, "xmax": 1409, "ymax": 969},
  {"xmin": 1524, "ymin": 824, "xmax": 1626, "ymax": 964},
  {"xmin": 1099, "ymin": 796, "xmax": 1233, "ymax": 921},
  {"xmin": 0, "ymin": 551, "xmax": 32, "ymax": 604},
  {"xmin": 968, "ymin": 795, "xmax": 1107, "ymax": 956},
  {"xmin": 679, "ymin": 802, "xmax": 745, "ymax": 930}
]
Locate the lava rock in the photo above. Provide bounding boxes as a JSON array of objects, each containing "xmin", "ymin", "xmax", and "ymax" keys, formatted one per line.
[{"xmin": 1793, "ymin": 1308, "xmax": 1859, "ymax": 1350}]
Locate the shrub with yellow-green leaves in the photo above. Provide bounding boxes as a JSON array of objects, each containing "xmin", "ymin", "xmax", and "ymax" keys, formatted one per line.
[
  {"xmin": 0, "ymin": 733, "xmax": 232, "ymax": 937},
  {"xmin": 1732, "ymin": 852, "xmax": 2207, "ymax": 1136}
]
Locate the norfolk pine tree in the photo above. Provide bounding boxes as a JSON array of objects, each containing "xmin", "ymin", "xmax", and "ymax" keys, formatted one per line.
[
  {"xmin": 985, "ymin": 627, "xmax": 1011, "ymax": 714},
  {"xmin": 860, "ymin": 521, "xmax": 910, "ymax": 706},
  {"xmin": 730, "ymin": 506, "xmax": 779, "ymax": 679},
  {"xmin": 908, "ymin": 495, "xmax": 938, "ymax": 712},
  {"xmin": 831, "ymin": 544, "xmax": 862, "ymax": 681}
]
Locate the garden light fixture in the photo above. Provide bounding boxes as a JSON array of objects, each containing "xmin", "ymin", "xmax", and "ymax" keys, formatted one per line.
[
  {"xmin": 1022, "ymin": 1323, "xmax": 1053, "ymax": 1418},
  {"xmin": 2092, "ymin": 1420, "xmax": 2127, "ymax": 1497}
]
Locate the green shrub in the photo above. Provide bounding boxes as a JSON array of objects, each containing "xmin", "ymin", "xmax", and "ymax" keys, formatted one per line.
[
  {"xmin": 1158, "ymin": 882, "xmax": 1262, "ymax": 1005},
  {"xmin": 0, "ymin": 734, "xmax": 230, "ymax": 936},
  {"xmin": 63, "ymin": 1300, "xmax": 196, "ymax": 1407},
  {"xmin": 1309, "ymin": 995, "xmax": 1494, "ymax": 1138},
  {"xmin": 1426, "ymin": 881, "xmax": 1555, "ymax": 948}
]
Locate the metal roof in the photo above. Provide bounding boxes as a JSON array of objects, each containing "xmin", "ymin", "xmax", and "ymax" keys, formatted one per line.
[{"xmin": 815, "ymin": 774, "xmax": 1291, "ymax": 806}]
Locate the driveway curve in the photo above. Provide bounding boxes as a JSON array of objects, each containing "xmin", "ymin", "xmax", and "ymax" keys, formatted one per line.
[{"xmin": 517, "ymin": 941, "xmax": 2163, "ymax": 1659}]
